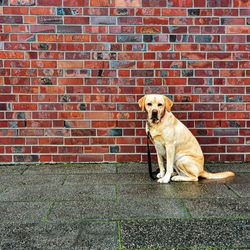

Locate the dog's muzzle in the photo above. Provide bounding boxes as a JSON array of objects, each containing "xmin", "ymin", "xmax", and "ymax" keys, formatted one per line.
[{"xmin": 151, "ymin": 110, "xmax": 158, "ymax": 122}]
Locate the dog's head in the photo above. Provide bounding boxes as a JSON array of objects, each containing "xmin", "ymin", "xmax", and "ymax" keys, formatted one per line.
[{"xmin": 138, "ymin": 94, "xmax": 173, "ymax": 124}]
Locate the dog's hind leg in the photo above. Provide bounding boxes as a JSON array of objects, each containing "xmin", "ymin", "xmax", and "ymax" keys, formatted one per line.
[
  {"xmin": 172, "ymin": 157, "xmax": 199, "ymax": 182},
  {"xmin": 171, "ymin": 175, "xmax": 198, "ymax": 182}
]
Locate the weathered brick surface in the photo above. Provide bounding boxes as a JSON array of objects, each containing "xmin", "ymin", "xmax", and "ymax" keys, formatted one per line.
[{"xmin": 0, "ymin": 0, "xmax": 249, "ymax": 163}]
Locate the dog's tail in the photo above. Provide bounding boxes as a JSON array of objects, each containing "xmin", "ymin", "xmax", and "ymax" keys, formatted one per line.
[{"xmin": 200, "ymin": 170, "xmax": 235, "ymax": 179}]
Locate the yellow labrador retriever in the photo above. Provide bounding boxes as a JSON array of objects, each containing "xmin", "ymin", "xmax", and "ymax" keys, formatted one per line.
[{"xmin": 138, "ymin": 94, "xmax": 235, "ymax": 183}]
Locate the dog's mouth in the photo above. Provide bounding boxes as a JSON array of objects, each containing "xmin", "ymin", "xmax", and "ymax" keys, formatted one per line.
[
  {"xmin": 151, "ymin": 118, "xmax": 159, "ymax": 124},
  {"xmin": 151, "ymin": 116, "xmax": 159, "ymax": 124}
]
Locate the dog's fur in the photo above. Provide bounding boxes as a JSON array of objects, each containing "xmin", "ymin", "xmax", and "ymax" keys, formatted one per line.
[{"xmin": 139, "ymin": 94, "xmax": 235, "ymax": 183}]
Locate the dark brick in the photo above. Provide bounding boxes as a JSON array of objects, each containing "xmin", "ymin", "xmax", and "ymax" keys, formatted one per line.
[
  {"xmin": 195, "ymin": 35, "xmax": 212, "ymax": 43},
  {"xmin": 110, "ymin": 146, "xmax": 119, "ymax": 153},
  {"xmin": 108, "ymin": 129, "xmax": 122, "ymax": 136},
  {"xmin": 117, "ymin": 9, "xmax": 128, "ymax": 15},
  {"xmin": 188, "ymin": 9, "xmax": 200, "ymax": 16},
  {"xmin": 170, "ymin": 35, "xmax": 177, "ymax": 42},
  {"xmin": 40, "ymin": 78, "xmax": 53, "ymax": 85},
  {"xmin": 182, "ymin": 70, "xmax": 194, "ymax": 77},
  {"xmin": 0, "ymin": 16, "xmax": 23, "ymax": 24},
  {"xmin": 39, "ymin": 43, "xmax": 49, "ymax": 50},
  {"xmin": 117, "ymin": 35, "xmax": 142, "ymax": 43},
  {"xmin": 91, "ymin": 17, "xmax": 116, "ymax": 25},
  {"xmin": 57, "ymin": 26, "xmax": 82, "ymax": 33},
  {"xmin": 38, "ymin": 16, "xmax": 63, "ymax": 24},
  {"xmin": 143, "ymin": 35, "xmax": 154, "ymax": 43},
  {"xmin": 79, "ymin": 104, "xmax": 87, "ymax": 111},
  {"xmin": 226, "ymin": 96, "xmax": 243, "ymax": 103},
  {"xmin": 0, "ymin": 103, "xmax": 7, "ymax": 110},
  {"xmin": 229, "ymin": 121, "xmax": 241, "ymax": 128}
]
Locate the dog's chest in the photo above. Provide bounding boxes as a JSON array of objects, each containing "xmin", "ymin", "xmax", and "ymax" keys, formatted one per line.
[{"xmin": 153, "ymin": 139, "xmax": 166, "ymax": 157}]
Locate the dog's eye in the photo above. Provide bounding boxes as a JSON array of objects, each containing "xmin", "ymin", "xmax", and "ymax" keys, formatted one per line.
[
  {"xmin": 158, "ymin": 103, "xmax": 163, "ymax": 107},
  {"xmin": 147, "ymin": 103, "xmax": 152, "ymax": 106}
]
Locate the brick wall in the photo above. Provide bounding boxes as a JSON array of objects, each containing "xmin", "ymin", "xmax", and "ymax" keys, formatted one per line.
[{"xmin": 0, "ymin": 0, "xmax": 249, "ymax": 163}]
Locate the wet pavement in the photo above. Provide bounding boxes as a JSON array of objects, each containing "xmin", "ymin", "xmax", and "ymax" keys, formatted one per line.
[{"xmin": 0, "ymin": 163, "xmax": 249, "ymax": 249}]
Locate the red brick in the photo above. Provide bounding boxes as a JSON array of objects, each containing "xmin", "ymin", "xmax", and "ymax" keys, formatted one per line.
[
  {"xmin": 170, "ymin": 17, "xmax": 194, "ymax": 25},
  {"xmin": 117, "ymin": 154, "xmax": 141, "ymax": 162},
  {"xmin": 207, "ymin": 52, "xmax": 232, "ymax": 60},
  {"xmin": 32, "ymin": 60, "xmax": 57, "ymax": 68},
  {"xmin": 115, "ymin": 0, "xmax": 140, "ymax": 6},
  {"xmin": 169, "ymin": 0, "xmax": 192, "ymax": 6},
  {"xmin": 30, "ymin": 7, "xmax": 55, "ymax": 15},
  {"xmin": 233, "ymin": 0, "xmax": 250, "ymax": 7},
  {"xmin": 4, "ymin": 7, "xmax": 29, "ymax": 14},
  {"xmin": 53, "ymin": 155, "xmax": 78, "ymax": 162},
  {"xmin": 90, "ymin": 0, "xmax": 109, "ymax": 6},
  {"xmin": 64, "ymin": 17, "xmax": 89, "ymax": 24},
  {"xmin": 37, "ymin": 0, "xmax": 62, "ymax": 5},
  {"xmin": 136, "ymin": 8, "xmax": 161, "ymax": 16},
  {"xmin": 208, "ymin": 0, "xmax": 232, "ymax": 7},
  {"xmin": 65, "ymin": 138, "xmax": 89, "ymax": 145},
  {"xmin": 0, "ymin": 34, "xmax": 9, "ymax": 41},
  {"xmin": 84, "ymin": 146, "xmax": 109, "ymax": 153},
  {"xmin": 59, "ymin": 146, "xmax": 83, "ymax": 153},
  {"xmin": 30, "ymin": 25, "xmax": 56, "ymax": 33},
  {"xmin": 0, "ymin": 155, "xmax": 12, "ymax": 162},
  {"xmin": 220, "ymin": 154, "xmax": 244, "ymax": 162},
  {"xmin": 78, "ymin": 155, "xmax": 103, "ymax": 162},
  {"xmin": 58, "ymin": 43, "xmax": 83, "ymax": 51},
  {"xmin": 221, "ymin": 35, "xmax": 246, "ymax": 43},
  {"xmin": 202, "ymin": 146, "xmax": 225, "ymax": 153},
  {"xmin": 162, "ymin": 8, "xmax": 186, "ymax": 16},
  {"xmin": 227, "ymin": 26, "xmax": 250, "ymax": 34},
  {"xmin": 37, "ymin": 34, "xmax": 63, "ymax": 42}
]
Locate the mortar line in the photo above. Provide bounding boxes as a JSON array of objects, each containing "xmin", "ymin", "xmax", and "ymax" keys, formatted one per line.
[
  {"xmin": 225, "ymin": 184, "xmax": 242, "ymax": 198},
  {"xmin": 41, "ymin": 201, "xmax": 56, "ymax": 223},
  {"xmin": 117, "ymin": 220, "xmax": 123, "ymax": 250}
]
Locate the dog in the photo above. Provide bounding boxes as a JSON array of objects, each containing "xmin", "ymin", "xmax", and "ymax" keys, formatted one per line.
[{"xmin": 138, "ymin": 94, "xmax": 235, "ymax": 183}]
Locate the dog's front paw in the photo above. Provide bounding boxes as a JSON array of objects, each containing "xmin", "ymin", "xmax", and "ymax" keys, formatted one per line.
[
  {"xmin": 157, "ymin": 176, "xmax": 170, "ymax": 184},
  {"xmin": 156, "ymin": 171, "xmax": 165, "ymax": 179}
]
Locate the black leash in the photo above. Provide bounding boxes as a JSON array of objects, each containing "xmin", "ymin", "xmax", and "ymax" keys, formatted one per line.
[{"xmin": 147, "ymin": 131, "xmax": 159, "ymax": 180}]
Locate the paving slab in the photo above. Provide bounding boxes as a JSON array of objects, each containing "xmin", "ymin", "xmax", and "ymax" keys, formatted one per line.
[
  {"xmin": 199, "ymin": 173, "xmax": 249, "ymax": 185},
  {"xmin": 116, "ymin": 162, "xmax": 151, "ymax": 173},
  {"xmin": 24, "ymin": 163, "xmax": 117, "ymax": 174},
  {"xmin": 120, "ymin": 182, "xmax": 237, "ymax": 199},
  {"xmin": 48, "ymin": 198, "xmax": 187, "ymax": 222},
  {"xmin": 48, "ymin": 200, "xmax": 118, "ymax": 222},
  {"xmin": 0, "ymin": 165, "xmax": 28, "ymax": 175},
  {"xmin": 0, "ymin": 222, "xmax": 118, "ymax": 250},
  {"xmin": 0, "ymin": 202, "xmax": 51, "ymax": 223},
  {"xmin": 64, "ymin": 173, "xmax": 151, "ymax": 185},
  {"xmin": 184, "ymin": 198, "xmax": 250, "ymax": 219},
  {"xmin": 0, "ymin": 174, "xmax": 65, "ymax": 189},
  {"xmin": 0, "ymin": 184, "xmax": 116, "ymax": 202},
  {"xmin": 121, "ymin": 219, "xmax": 250, "ymax": 249},
  {"xmin": 227, "ymin": 183, "xmax": 250, "ymax": 198},
  {"xmin": 206, "ymin": 163, "xmax": 250, "ymax": 173}
]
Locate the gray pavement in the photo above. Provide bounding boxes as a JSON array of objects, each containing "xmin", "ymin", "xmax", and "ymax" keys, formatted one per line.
[{"xmin": 0, "ymin": 162, "xmax": 249, "ymax": 249}]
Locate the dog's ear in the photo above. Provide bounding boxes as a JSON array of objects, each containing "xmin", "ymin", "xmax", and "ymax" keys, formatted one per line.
[
  {"xmin": 164, "ymin": 96, "xmax": 173, "ymax": 112},
  {"xmin": 138, "ymin": 96, "xmax": 146, "ymax": 111}
]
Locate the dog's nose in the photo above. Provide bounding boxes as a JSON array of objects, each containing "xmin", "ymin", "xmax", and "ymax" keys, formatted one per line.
[{"xmin": 152, "ymin": 109, "xmax": 158, "ymax": 118}]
